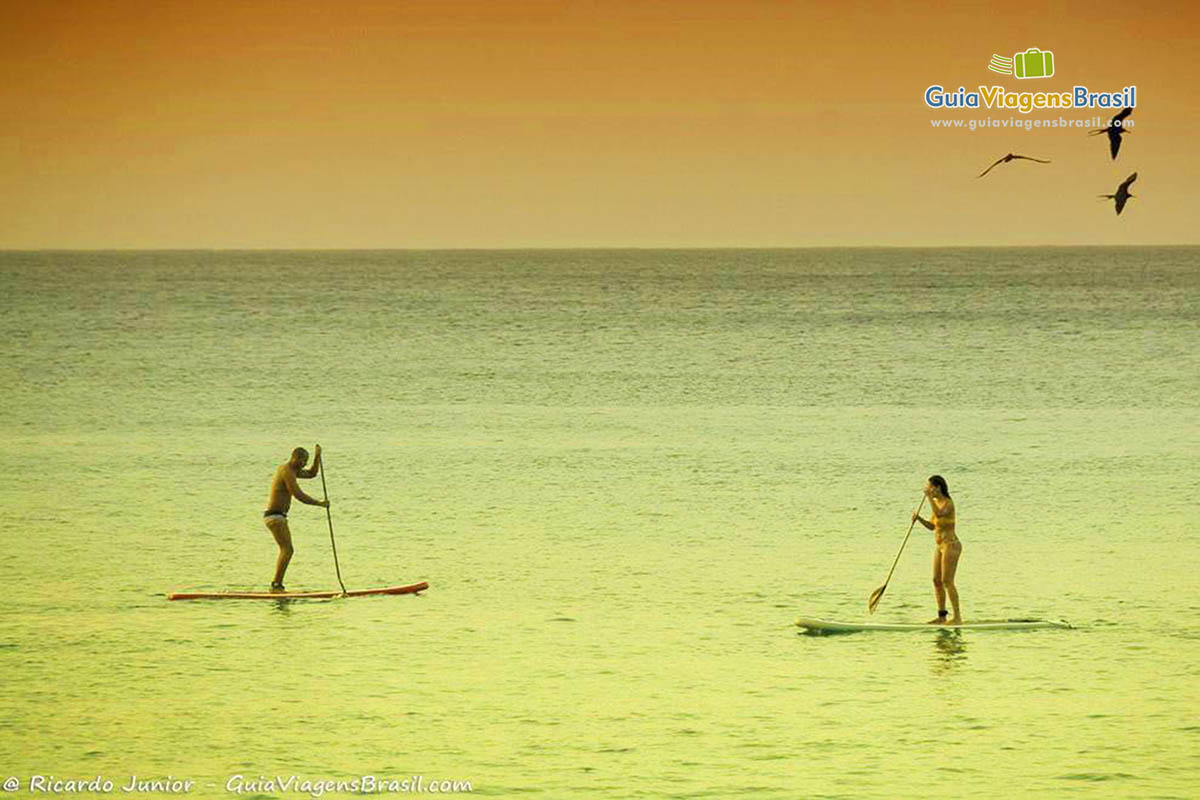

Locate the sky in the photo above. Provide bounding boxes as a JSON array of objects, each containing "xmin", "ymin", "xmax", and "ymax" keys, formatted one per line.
[{"xmin": 2, "ymin": 0, "xmax": 1198, "ymax": 248}]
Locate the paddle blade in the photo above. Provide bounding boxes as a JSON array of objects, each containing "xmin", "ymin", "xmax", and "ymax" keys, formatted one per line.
[{"xmin": 867, "ymin": 583, "xmax": 887, "ymax": 615}]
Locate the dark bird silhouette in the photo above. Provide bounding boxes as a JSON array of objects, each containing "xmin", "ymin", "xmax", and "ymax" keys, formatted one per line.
[
  {"xmin": 1099, "ymin": 172, "xmax": 1137, "ymax": 215},
  {"xmin": 977, "ymin": 153, "xmax": 1052, "ymax": 178},
  {"xmin": 1089, "ymin": 107, "xmax": 1134, "ymax": 159}
]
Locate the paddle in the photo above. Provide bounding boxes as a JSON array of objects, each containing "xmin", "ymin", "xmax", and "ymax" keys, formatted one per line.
[
  {"xmin": 867, "ymin": 495, "xmax": 926, "ymax": 614},
  {"xmin": 316, "ymin": 444, "xmax": 348, "ymax": 596}
]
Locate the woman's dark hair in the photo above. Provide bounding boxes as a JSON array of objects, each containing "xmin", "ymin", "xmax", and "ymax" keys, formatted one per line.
[{"xmin": 928, "ymin": 474, "xmax": 950, "ymax": 497}]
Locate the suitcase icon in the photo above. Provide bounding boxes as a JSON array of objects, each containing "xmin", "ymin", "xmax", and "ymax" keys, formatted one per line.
[{"xmin": 1014, "ymin": 48, "xmax": 1054, "ymax": 79}]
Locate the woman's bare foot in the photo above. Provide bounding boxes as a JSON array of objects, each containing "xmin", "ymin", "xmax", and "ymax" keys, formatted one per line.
[
  {"xmin": 949, "ymin": 616, "xmax": 963, "ymax": 625},
  {"xmin": 927, "ymin": 616, "xmax": 947, "ymax": 624}
]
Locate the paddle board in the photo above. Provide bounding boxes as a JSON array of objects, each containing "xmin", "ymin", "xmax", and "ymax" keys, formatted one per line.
[
  {"xmin": 796, "ymin": 616, "xmax": 1071, "ymax": 633},
  {"xmin": 168, "ymin": 581, "xmax": 428, "ymax": 601}
]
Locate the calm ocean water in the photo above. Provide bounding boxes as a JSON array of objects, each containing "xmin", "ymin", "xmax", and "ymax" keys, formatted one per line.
[{"xmin": 1, "ymin": 248, "xmax": 1197, "ymax": 798}]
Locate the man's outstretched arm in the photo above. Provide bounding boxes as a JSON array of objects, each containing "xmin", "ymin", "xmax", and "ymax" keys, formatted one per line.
[{"xmin": 285, "ymin": 469, "xmax": 328, "ymax": 506}]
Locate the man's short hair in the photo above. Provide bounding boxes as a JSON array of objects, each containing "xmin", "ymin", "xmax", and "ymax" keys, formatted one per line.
[{"xmin": 292, "ymin": 447, "xmax": 309, "ymax": 462}]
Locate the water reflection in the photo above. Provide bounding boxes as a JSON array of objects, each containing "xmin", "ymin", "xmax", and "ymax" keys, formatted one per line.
[
  {"xmin": 269, "ymin": 598, "xmax": 295, "ymax": 616},
  {"xmin": 931, "ymin": 629, "xmax": 967, "ymax": 672}
]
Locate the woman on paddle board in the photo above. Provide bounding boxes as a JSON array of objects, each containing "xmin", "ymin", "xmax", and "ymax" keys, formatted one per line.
[{"xmin": 912, "ymin": 475, "xmax": 962, "ymax": 624}]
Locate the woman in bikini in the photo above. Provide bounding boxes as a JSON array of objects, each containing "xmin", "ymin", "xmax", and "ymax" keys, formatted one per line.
[{"xmin": 912, "ymin": 475, "xmax": 962, "ymax": 624}]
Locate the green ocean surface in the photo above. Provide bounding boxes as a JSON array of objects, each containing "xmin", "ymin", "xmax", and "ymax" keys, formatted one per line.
[{"xmin": 1, "ymin": 248, "xmax": 1197, "ymax": 798}]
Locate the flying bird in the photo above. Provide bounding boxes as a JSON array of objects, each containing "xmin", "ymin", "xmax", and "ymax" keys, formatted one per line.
[
  {"xmin": 1089, "ymin": 107, "xmax": 1134, "ymax": 159},
  {"xmin": 977, "ymin": 153, "xmax": 1052, "ymax": 178},
  {"xmin": 1099, "ymin": 172, "xmax": 1137, "ymax": 215}
]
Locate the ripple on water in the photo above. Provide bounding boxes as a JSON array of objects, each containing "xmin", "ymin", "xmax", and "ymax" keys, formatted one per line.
[{"xmin": 1056, "ymin": 772, "xmax": 1139, "ymax": 782}]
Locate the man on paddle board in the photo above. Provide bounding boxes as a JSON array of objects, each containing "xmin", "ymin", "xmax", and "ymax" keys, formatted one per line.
[
  {"xmin": 912, "ymin": 475, "xmax": 962, "ymax": 624},
  {"xmin": 263, "ymin": 445, "xmax": 329, "ymax": 592}
]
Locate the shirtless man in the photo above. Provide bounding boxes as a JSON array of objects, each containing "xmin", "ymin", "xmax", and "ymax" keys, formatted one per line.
[{"xmin": 263, "ymin": 445, "xmax": 329, "ymax": 592}]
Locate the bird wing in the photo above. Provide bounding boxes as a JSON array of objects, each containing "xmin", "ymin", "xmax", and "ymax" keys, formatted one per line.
[
  {"xmin": 1112, "ymin": 107, "xmax": 1134, "ymax": 124},
  {"xmin": 1108, "ymin": 128, "xmax": 1122, "ymax": 159},
  {"xmin": 977, "ymin": 156, "xmax": 1007, "ymax": 178},
  {"xmin": 1120, "ymin": 172, "xmax": 1138, "ymax": 191},
  {"xmin": 1012, "ymin": 155, "xmax": 1051, "ymax": 164},
  {"xmin": 1115, "ymin": 195, "xmax": 1128, "ymax": 215}
]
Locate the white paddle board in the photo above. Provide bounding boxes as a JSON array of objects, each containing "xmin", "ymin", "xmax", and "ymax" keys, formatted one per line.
[{"xmin": 796, "ymin": 617, "xmax": 1071, "ymax": 633}]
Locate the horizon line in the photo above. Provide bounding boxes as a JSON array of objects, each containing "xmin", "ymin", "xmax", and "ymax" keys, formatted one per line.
[{"xmin": 3, "ymin": 243, "xmax": 1198, "ymax": 253}]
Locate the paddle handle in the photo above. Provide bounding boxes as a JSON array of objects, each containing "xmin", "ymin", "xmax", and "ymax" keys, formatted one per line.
[
  {"xmin": 318, "ymin": 446, "xmax": 348, "ymax": 595},
  {"xmin": 880, "ymin": 495, "xmax": 926, "ymax": 587}
]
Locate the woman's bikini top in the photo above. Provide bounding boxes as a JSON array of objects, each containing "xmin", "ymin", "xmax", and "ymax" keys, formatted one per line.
[{"xmin": 931, "ymin": 504, "xmax": 957, "ymax": 540}]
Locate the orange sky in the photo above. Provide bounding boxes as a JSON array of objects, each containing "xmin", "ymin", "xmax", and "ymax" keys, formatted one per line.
[{"xmin": 2, "ymin": 0, "xmax": 1197, "ymax": 247}]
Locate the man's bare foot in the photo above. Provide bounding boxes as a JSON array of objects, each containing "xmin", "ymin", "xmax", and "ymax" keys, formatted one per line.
[
  {"xmin": 927, "ymin": 617, "xmax": 946, "ymax": 624},
  {"xmin": 949, "ymin": 617, "xmax": 963, "ymax": 625},
  {"xmin": 270, "ymin": 582, "xmax": 286, "ymax": 593}
]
